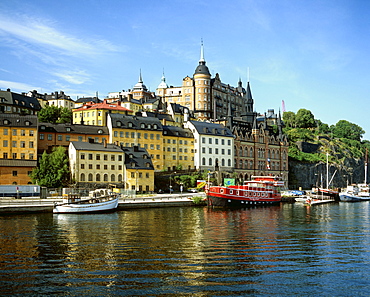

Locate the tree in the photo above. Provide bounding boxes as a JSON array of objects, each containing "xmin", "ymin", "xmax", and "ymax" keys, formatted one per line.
[
  {"xmin": 38, "ymin": 105, "xmax": 72, "ymax": 124},
  {"xmin": 283, "ymin": 111, "xmax": 296, "ymax": 128},
  {"xmin": 57, "ymin": 107, "xmax": 73, "ymax": 124},
  {"xmin": 295, "ymin": 109, "xmax": 316, "ymax": 128},
  {"xmin": 30, "ymin": 146, "xmax": 70, "ymax": 187},
  {"xmin": 332, "ymin": 120, "xmax": 365, "ymax": 141}
]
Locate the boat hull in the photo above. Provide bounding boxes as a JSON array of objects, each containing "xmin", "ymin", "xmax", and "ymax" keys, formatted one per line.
[
  {"xmin": 207, "ymin": 195, "xmax": 280, "ymax": 208},
  {"xmin": 53, "ymin": 197, "xmax": 119, "ymax": 213},
  {"xmin": 339, "ymin": 193, "xmax": 370, "ymax": 202}
]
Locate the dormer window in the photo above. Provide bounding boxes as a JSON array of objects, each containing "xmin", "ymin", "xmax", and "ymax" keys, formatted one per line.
[
  {"xmin": 153, "ymin": 124, "xmax": 157, "ymax": 129},
  {"xmin": 3, "ymin": 119, "xmax": 9, "ymax": 125},
  {"xmin": 40, "ymin": 125, "xmax": 46, "ymax": 130},
  {"xmin": 131, "ymin": 162, "xmax": 135, "ymax": 167},
  {"xmin": 66, "ymin": 127, "xmax": 71, "ymax": 132},
  {"xmin": 147, "ymin": 124, "xmax": 151, "ymax": 129},
  {"xmin": 143, "ymin": 154, "xmax": 148, "ymax": 159},
  {"xmin": 140, "ymin": 123, "xmax": 145, "ymax": 129},
  {"xmin": 98, "ymin": 129, "xmax": 103, "ymax": 134},
  {"xmin": 146, "ymin": 162, "xmax": 150, "ymax": 168},
  {"xmin": 117, "ymin": 121, "xmax": 122, "ymax": 127},
  {"xmin": 25, "ymin": 121, "xmax": 30, "ymax": 126},
  {"xmin": 129, "ymin": 154, "xmax": 133, "ymax": 159},
  {"xmin": 128, "ymin": 122, "xmax": 133, "ymax": 128},
  {"xmin": 163, "ymin": 131, "xmax": 167, "ymax": 135}
]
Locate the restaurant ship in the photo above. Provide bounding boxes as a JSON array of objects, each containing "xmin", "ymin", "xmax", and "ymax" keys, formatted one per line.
[{"xmin": 206, "ymin": 175, "xmax": 284, "ymax": 207}]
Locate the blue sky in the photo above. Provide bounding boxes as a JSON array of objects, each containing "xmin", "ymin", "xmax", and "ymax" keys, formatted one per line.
[{"xmin": 1, "ymin": 0, "xmax": 370, "ymax": 139}]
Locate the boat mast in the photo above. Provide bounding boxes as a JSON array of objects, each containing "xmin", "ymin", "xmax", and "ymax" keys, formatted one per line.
[
  {"xmin": 326, "ymin": 153, "xmax": 329, "ymax": 189},
  {"xmin": 365, "ymin": 149, "xmax": 368, "ymax": 184}
]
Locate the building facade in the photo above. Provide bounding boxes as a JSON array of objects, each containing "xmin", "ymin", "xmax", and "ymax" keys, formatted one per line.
[{"xmin": 0, "ymin": 114, "xmax": 38, "ymax": 185}]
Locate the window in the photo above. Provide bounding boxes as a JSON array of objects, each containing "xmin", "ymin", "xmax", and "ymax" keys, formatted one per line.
[
  {"xmin": 66, "ymin": 135, "xmax": 70, "ymax": 141},
  {"xmin": 111, "ymin": 165, "xmax": 115, "ymax": 170},
  {"xmin": 40, "ymin": 134, "xmax": 44, "ymax": 140},
  {"xmin": 13, "ymin": 171, "xmax": 17, "ymax": 176},
  {"xmin": 29, "ymin": 154, "xmax": 34, "ymax": 160},
  {"xmin": 81, "ymin": 154, "xmax": 85, "ymax": 159},
  {"xmin": 21, "ymin": 130, "xmax": 25, "ymax": 136},
  {"xmin": 104, "ymin": 155, "xmax": 108, "ymax": 161},
  {"xmin": 48, "ymin": 134, "xmax": 52, "ymax": 141},
  {"xmin": 3, "ymin": 140, "xmax": 7, "ymax": 147},
  {"xmin": 21, "ymin": 153, "xmax": 25, "ymax": 159},
  {"xmin": 81, "ymin": 164, "xmax": 85, "ymax": 169},
  {"xmin": 96, "ymin": 154, "xmax": 100, "ymax": 160},
  {"xmin": 96, "ymin": 164, "xmax": 100, "ymax": 169},
  {"xmin": 209, "ymin": 138, "xmax": 212, "ymax": 144},
  {"xmin": 20, "ymin": 141, "xmax": 25, "ymax": 148},
  {"xmin": 3, "ymin": 129, "xmax": 8, "ymax": 135},
  {"xmin": 111, "ymin": 155, "xmax": 115, "ymax": 161},
  {"xmin": 29, "ymin": 130, "xmax": 34, "ymax": 136},
  {"xmin": 3, "ymin": 153, "xmax": 8, "ymax": 159},
  {"xmin": 88, "ymin": 164, "xmax": 93, "ymax": 169},
  {"xmin": 12, "ymin": 129, "xmax": 17, "ymax": 136},
  {"xmin": 78, "ymin": 136, "xmax": 83, "ymax": 141},
  {"xmin": 58, "ymin": 135, "xmax": 62, "ymax": 141},
  {"xmin": 12, "ymin": 141, "xmax": 16, "ymax": 148},
  {"xmin": 104, "ymin": 165, "xmax": 108, "ymax": 170}
]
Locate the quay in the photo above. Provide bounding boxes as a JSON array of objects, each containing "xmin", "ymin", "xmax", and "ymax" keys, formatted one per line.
[{"xmin": 0, "ymin": 192, "xmax": 206, "ymax": 214}]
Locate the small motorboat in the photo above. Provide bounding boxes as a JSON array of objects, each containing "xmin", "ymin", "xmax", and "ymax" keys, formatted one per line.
[{"xmin": 53, "ymin": 189, "xmax": 119, "ymax": 213}]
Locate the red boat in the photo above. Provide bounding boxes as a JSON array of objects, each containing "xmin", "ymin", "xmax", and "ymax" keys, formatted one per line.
[{"xmin": 206, "ymin": 176, "xmax": 284, "ymax": 207}]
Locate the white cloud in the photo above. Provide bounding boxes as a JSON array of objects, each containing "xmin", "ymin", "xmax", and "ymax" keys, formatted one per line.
[
  {"xmin": 0, "ymin": 13, "xmax": 119, "ymax": 57},
  {"xmin": 53, "ymin": 70, "xmax": 91, "ymax": 85},
  {"xmin": 0, "ymin": 80, "xmax": 39, "ymax": 92}
]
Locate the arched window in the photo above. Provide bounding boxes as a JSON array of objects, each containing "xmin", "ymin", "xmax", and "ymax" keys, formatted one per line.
[
  {"xmin": 118, "ymin": 174, "xmax": 122, "ymax": 182},
  {"xmin": 209, "ymin": 158, "xmax": 212, "ymax": 166},
  {"xmin": 245, "ymin": 147, "xmax": 248, "ymax": 157},
  {"xmin": 104, "ymin": 174, "xmax": 108, "ymax": 181},
  {"xmin": 250, "ymin": 147, "xmax": 253, "ymax": 157},
  {"xmin": 245, "ymin": 160, "xmax": 248, "ymax": 169},
  {"xmin": 111, "ymin": 174, "xmax": 115, "ymax": 182},
  {"xmin": 96, "ymin": 174, "xmax": 100, "ymax": 181},
  {"xmin": 202, "ymin": 157, "xmax": 206, "ymax": 165},
  {"xmin": 88, "ymin": 173, "xmax": 93, "ymax": 181},
  {"xmin": 239, "ymin": 147, "xmax": 243, "ymax": 157},
  {"xmin": 250, "ymin": 160, "xmax": 253, "ymax": 169},
  {"xmin": 234, "ymin": 145, "xmax": 238, "ymax": 156},
  {"xmin": 239, "ymin": 160, "xmax": 243, "ymax": 169},
  {"xmin": 222, "ymin": 159, "xmax": 225, "ymax": 166},
  {"xmin": 227, "ymin": 159, "xmax": 231, "ymax": 166},
  {"xmin": 80, "ymin": 173, "xmax": 85, "ymax": 181}
]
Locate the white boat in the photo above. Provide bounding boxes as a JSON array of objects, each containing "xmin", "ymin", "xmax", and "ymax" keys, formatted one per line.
[
  {"xmin": 53, "ymin": 189, "xmax": 119, "ymax": 213},
  {"xmin": 339, "ymin": 185, "xmax": 370, "ymax": 202}
]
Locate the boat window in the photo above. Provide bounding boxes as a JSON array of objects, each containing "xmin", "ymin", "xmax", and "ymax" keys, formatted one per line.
[
  {"xmin": 220, "ymin": 189, "xmax": 224, "ymax": 194},
  {"xmin": 229, "ymin": 190, "xmax": 233, "ymax": 194}
]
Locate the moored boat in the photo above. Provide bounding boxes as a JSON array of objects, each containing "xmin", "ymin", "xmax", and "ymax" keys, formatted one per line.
[
  {"xmin": 303, "ymin": 196, "xmax": 334, "ymax": 205},
  {"xmin": 206, "ymin": 175, "xmax": 284, "ymax": 208},
  {"xmin": 339, "ymin": 185, "xmax": 370, "ymax": 202},
  {"xmin": 53, "ymin": 189, "xmax": 119, "ymax": 213}
]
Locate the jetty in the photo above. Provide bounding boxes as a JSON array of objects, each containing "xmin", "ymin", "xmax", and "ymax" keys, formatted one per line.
[{"xmin": 0, "ymin": 193, "xmax": 205, "ymax": 214}]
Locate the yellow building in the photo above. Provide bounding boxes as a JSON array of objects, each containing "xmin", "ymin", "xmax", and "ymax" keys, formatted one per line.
[
  {"xmin": 156, "ymin": 43, "xmax": 254, "ymax": 122},
  {"xmin": 107, "ymin": 113, "xmax": 164, "ymax": 171},
  {"xmin": 0, "ymin": 114, "xmax": 38, "ymax": 185},
  {"xmin": 68, "ymin": 140, "xmax": 125, "ymax": 187},
  {"xmin": 72, "ymin": 99, "xmax": 133, "ymax": 126},
  {"xmin": 122, "ymin": 145, "xmax": 154, "ymax": 193},
  {"xmin": 162, "ymin": 125, "xmax": 194, "ymax": 171}
]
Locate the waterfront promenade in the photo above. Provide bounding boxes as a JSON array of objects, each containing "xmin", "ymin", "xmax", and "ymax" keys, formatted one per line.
[{"xmin": 0, "ymin": 192, "xmax": 205, "ymax": 214}]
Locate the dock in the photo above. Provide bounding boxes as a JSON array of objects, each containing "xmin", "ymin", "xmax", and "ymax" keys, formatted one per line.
[{"xmin": 0, "ymin": 193, "xmax": 206, "ymax": 214}]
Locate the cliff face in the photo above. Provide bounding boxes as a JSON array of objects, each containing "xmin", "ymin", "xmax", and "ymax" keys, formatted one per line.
[{"xmin": 288, "ymin": 140, "xmax": 366, "ymax": 190}]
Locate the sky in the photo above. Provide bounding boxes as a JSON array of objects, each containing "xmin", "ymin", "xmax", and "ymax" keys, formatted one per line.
[{"xmin": 1, "ymin": 0, "xmax": 370, "ymax": 138}]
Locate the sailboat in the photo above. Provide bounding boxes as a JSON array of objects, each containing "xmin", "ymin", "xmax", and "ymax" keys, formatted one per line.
[{"xmin": 312, "ymin": 153, "xmax": 338, "ymax": 199}]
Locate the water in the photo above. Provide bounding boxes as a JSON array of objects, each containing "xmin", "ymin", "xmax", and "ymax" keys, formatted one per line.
[{"xmin": 1, "ymin": 202, "xmax": 370, "ymax": 296}]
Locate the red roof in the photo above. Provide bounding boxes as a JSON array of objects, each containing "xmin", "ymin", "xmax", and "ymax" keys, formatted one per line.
[{"xmin": 74, "ymin": 99, "xmax": 133, "ymax": 112}]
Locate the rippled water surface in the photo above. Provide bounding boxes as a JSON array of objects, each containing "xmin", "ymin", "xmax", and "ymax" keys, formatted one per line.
[{"xmin": 1, "ymin": 202, "xmax": 370, "ymax": 296}]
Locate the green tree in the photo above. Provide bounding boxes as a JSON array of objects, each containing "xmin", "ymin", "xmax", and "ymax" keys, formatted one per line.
[
  {"xmin": 30, "ymin": 146, "xmax": 70, "ymax": 187},
  {"xmin": 38, "ymin": 105, "xmax": 72, "ymax": 124},
  {"xmin": 295, "ymin": 109, "xmax": 316, "ymax": 128},
  {"xmin": 332, "ymin": 120, "xmax": 365, "ymax": 141},
  {"xmin": 283, "ymin": 111, "xmax": 296, "ymax": 128},
  {"xmin": 57, "ymin": 107, "xmax": 73, "ymax": 124}
]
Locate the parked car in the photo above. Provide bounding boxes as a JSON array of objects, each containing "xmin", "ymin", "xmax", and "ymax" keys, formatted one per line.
[{"xmin": 187, "ymin": 188, "xmax": 198, "ymax": 193}]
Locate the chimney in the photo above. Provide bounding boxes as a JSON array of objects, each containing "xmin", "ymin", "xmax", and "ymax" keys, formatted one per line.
[
  {"xmin": 128, "ymin": 94, "xmax": 132, "ymax": 102},
  {"xmin": 162, "ymin": 119, "xmax": 167, "ymax": 126},
  {"xmin": 133, "ymin": 145, "xmax": 139, "ymax": 152},
  {"xmin": 103, "ymin": 138, "xmax": 107, "ymax": 148}
]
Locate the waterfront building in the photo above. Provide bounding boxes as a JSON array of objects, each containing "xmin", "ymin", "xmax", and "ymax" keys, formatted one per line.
[
  {"xmin": 37, "ymin": 123, "xmax": 109, "ymax": 155},
  {"xmin": 106, "ymin": 113, "xmax": 164, "ymax": 171},
  {"xmin": 184, "ymin": 120, "xmax": 234, "ymax": 172},
  {"xmin": 72, "ymin": 99, "xmax": 133, "ymax": 126},
  {"xmin": 0, "ymin": 89, "xmax": 41, "ymax": 115},
  {"xmin": 122, "ymin": 145, "xmax": 154, "ymax": 193},
  {"xmin": 231, "ymin": 110, "xmax": 289, "ymax": 184},
  {"xmin": 0, "ymin": 113, "xmax": 38, "ymax": 185},
  {"xmin": 68, "ymin": 140, "xmax": 125, "ymax": 188},
  {"xmin": 162, "ymin": 125, "xmax": 194, "ymax": 171},
  {"xmin": 156, "ymin": 43, "xmax": 253, "ymax": 122}
]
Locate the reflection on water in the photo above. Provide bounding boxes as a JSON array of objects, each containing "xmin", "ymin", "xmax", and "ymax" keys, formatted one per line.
[{"xmin": 1, "ymin": 203, "xmax": 370, "ymax": 296}]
